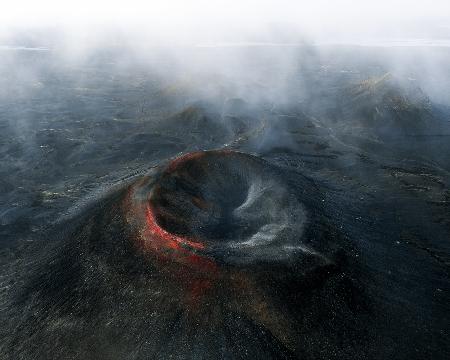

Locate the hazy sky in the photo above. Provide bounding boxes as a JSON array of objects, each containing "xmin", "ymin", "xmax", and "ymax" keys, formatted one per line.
[{"xmin": 1, "ymin": 0, "xmax": 450, "ymax": 44}]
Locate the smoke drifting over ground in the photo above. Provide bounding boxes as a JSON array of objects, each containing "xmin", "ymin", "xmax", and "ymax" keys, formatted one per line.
[{"xmin": 1, "ymin": 2, "xmax": 450, "ymax": 359}]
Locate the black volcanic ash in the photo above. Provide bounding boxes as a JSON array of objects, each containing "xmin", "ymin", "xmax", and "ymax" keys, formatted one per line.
[{"xmin": 2, "ymin": 150, "xmax": 362, "ymax": 360}]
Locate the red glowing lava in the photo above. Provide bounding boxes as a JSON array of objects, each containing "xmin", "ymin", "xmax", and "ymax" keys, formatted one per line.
[
  {"xmin": 123, "ymin": 152, "xmax": 221, "ymax": 277},
  {"xmin": 145, "ymin": 204, "xmax": 205, "ymax": 251},
  {"xmin": 140, "ymin": 203, "xmax": 217, "ymax": 273}
]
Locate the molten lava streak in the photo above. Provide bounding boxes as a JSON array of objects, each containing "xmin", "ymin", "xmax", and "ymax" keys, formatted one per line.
[
  {"xmin": 144, "ymin": 203, "xmax": 216, "ymax": 270},
  {"xmin": 124, "ymin": 152, "xmax": 221, "ymax": 283}
]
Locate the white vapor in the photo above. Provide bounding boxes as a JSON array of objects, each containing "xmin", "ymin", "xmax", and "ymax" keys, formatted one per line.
[{"xmin": 1, "ymin": 0, "xmax": 450, "ymax": 45}]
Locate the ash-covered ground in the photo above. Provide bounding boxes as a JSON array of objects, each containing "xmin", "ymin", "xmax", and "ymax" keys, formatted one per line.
[{"xmin": 0, "ymin": 44, "xmax": 449, "ymax": 359}]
